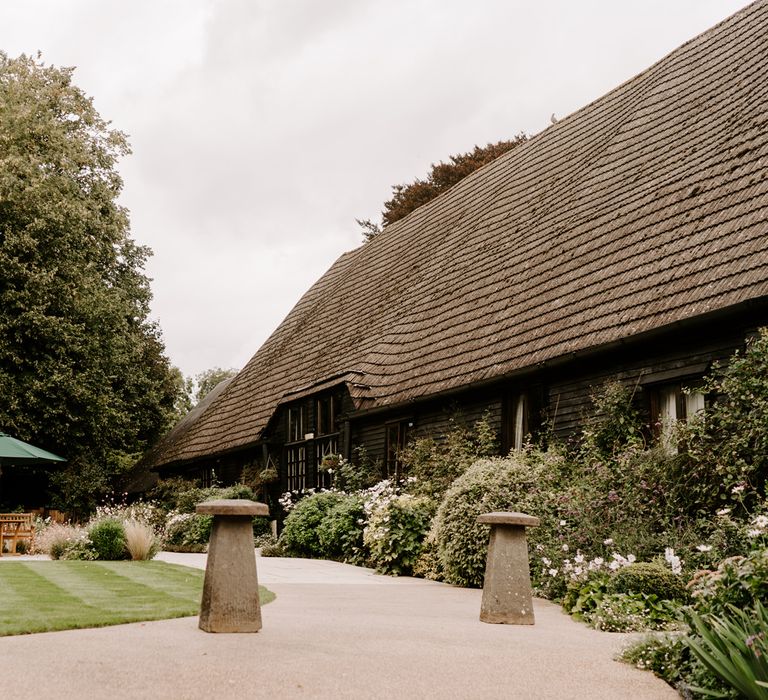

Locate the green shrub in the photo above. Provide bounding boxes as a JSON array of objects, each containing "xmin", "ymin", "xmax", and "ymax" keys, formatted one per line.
[
  {"xmin": 683, "ymin": 328, "xmax": 768, "ymax": 514},
  {"xmin": 608, "ymin": 562, "xmax": 688, "ymax": 602},
  {"xmin": 163, "ymin": 513, "xmax": 213, "ymax": 552},
  {"xmin": 365, "ymin": 495, "xmax": 434, "ymax": 575},
  {"xmin": 621, "ymin": 548, "xmax": 768, "ymax": 696},
  {"xmin": 60, "ymin": 539, "xmax": 98, "ymax": 561},
  {"xmin": 585, "ymin": 592, "xmax": 679, "ymax": 632},
  {"xmin": 156, "ymin": 483, "xmax": 262, "ymax": 552},
  {"xmin": 260, "ymin": 539, "xmax": 285, "ymax": 557},
  {"xmin": 620, "ymin": 633, "xmax": 698, "ymax": 688},
  {"xmin": 316, "ymin": 494, "xmax": 366, "ymax": 563},
  {"xmin": 689, "ymin": 548, "xmax": 768, "ymax": 618},
  {"xmin": 49, "ymin": 540, "xmax": 67, "ymax": 560},
  {"xmin": 401, "ymin": 413, "xmax": 497, "ymax": 500},
  {"xmin": 433, "ymin": 452, "xmax": 556, "ymax": 588},
  {"xmin": 149, "ymin": 479, "xmax": 258, "ymax": 515},
  {"xmin": 581, "ymin": 380, "xmax": 644, "ymax": 459},
  {"xmin": 585, "ymin": 593, "xmax": 654, "ymax": 632},
  {"xmin": 411, "ymin": 532, "xmax": 443, "ymax": 580},
  {"xmin": 146, "ymin": 477, "xmax": 195, "ymax": 511},
  {"xmin": 280, "ymin": 491, "xmax": 347, "ymax": 557},
  {"xmin": 251, "ymin": 515, "xmax": 271, "ymax": 538},
  {"xmin": 88, "ymin": 518, "xmax": 128, "ymax": 560},
  {"xmin": 326, "ymin": 447, "xmax": 381, "ymax": 492},
  {"xmin": 562, "ymin": 571, "xmax": 611, "ymax": 616},
  {"xmin": 175, "ymin": 484, "xmax": 256, "ymax": 514}
]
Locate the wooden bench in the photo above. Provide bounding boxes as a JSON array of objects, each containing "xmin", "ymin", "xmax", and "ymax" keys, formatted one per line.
[{"xmin": 0, "ymin": 513, "xmax": 35, "ymax": 556}]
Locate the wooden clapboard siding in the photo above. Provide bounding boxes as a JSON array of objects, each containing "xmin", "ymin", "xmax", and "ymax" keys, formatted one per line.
[{"xmin": 547, "ymin": 322, "xmax": 757, "ymax": 438}]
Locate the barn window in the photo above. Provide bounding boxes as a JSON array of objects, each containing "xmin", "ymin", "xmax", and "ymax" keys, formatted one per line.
[
  {"xmin": 385, "ymin": 420, "xmax": 410, "ymax": 480},
  {"xmin": 502, "ymin": 392, "xmax": 530, "ymax": 452},
  {"xmin": 649, "ymin": 382, "xmax": 706, "ymax": 451},
  {"xmin": 286, "ymin": 445, "xmax": 307, "ymax": 491},
  {"xmin": 287, "ymin": 405, "xmax": 305, "ymax": 443},
  {"xmin": 511, "ymin": 394, "xmax": 528, "ymax": 452},
  {"xmin": 286, "ymin": 404, "xmax": 308, "ymax": 491},
  {"xmin": 316, "ymin": 393, "xmax": 340, "ymax": 436},
  {"xmin": 315, "ymin": 392, "xmax": 342, "ymax": 489}
]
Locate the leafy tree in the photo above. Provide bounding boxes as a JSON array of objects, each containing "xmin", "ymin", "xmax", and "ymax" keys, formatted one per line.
[
  {"xmin": 359, "ymin": 136, "xmax": 527, "ymax": 240},
  {"xmin": 0, "ymin": 53, "xmax": 180, "ymax": 514},
  {"xmin": 194, "ymin": 366, "xmax": 237, "ymax": 404},
  {"xmin": 169, "ymin": 366, "xmax": 194, "ymax": 421}
]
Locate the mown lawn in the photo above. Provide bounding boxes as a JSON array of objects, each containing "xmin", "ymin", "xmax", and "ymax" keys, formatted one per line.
[{"xmin": 0, "ymin": 560, "xmax": 275, "ymax": 636}]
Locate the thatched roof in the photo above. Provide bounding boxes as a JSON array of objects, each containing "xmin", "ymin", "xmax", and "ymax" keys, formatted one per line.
[{"xmin": 148, "ymin": 1, "xmax": 768, "ymax": 469}]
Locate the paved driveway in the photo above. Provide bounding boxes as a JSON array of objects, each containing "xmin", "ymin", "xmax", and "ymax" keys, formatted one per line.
[{"xmin": 0, "ymin": 553, "xmax": 677, "ymax": 699}]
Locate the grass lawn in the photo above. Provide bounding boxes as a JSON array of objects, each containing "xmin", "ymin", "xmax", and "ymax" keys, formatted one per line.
[{"xmin": 0, "ymin": 560, "xmax": 275, "ymax": 636}]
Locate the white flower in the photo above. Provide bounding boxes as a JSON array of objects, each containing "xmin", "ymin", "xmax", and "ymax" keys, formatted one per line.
[
  {"xmin": 664, "ymin": 547, "xmax": 682, "ymax": 575},
  {"xmin": 574, "ymin": 552, "xmax": 585, "ymax": 564},
  {"xmin": 747, "ymin": 529, "xmax": 762, "ymax": 538},
  {"xmin": 541, "ymin": 557, "xmax": 551, "ymax": 566},
  {"xmin": 753, "ymin": 515, "xmax": 768, "ymax": 529},
  {"xmin": 696, "ymin": 544, "xmax": 712, "ymax": 552},
  {"xmin": 716, "ymin": 508, "xmax": 731, "ymax": 516},
  {"xmin": 609, "ymin": 560, "xmax": 621, "ymax": 571},
  {"xmin": 627, "ymin": 554, "xmax": 636, "ymax": 564},
  {"xmin": 591, "ymin": 557, "xmax": 604, "ymax": 568},
  {"xmin": 603, "ymin": 538, "xmax": 613, "ymax": 545},
  {"xmin": 548, "ymin": 568, "xmax": 558, "ymax": 577},
  {"xmin": 562, "ymin": 544, "xmax": 569, "ymax": 552},
  {"xmin": 731, "ymin": 484, "xmax": 745, "ymax": 494},
  {"xmin": 559, "ymin": 520, "xmax": 567, "ymax": 526}
]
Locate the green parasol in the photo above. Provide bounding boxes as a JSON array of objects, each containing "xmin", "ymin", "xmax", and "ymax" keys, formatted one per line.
[{"xmin": 0, "ymin": 432, "xmax": 66, "ymax": 467}]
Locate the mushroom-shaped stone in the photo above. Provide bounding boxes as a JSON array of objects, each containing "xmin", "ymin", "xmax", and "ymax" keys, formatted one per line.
[
  {"xmin": 477, "ymin": 511, "xmax": 539, "ymax": 625},
  {"xmin": 196, "ymin": 499, "xmax": 268, "ymax": 633}
]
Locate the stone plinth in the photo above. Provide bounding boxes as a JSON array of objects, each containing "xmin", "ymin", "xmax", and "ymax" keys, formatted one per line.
[
  {"xmin": 196, "ymin": 498, "xmax": 269, "ymax": 633},
  {"xmin": 477, "ymin": 511, "xmax": 540, "ymax": 625}
]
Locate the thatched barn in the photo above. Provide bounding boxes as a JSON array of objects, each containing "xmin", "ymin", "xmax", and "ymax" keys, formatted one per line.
[{"xmin": 144, "ymin": 1, "xmax": 768, "ymax": 495}]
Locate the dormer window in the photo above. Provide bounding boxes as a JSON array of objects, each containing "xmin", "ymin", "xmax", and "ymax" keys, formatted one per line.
[{"xmin": 316, "ymin": 393, "xmax": 340, "ymax": 436}]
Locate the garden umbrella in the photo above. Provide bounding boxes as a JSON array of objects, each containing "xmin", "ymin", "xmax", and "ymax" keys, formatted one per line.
[
  {"xmin": 0, "ymin": 433, "xmax": 66, "ymax": 467},
  {"xmin": 0, "ymin": 433, "xmax": 66, "ymax": 505}
]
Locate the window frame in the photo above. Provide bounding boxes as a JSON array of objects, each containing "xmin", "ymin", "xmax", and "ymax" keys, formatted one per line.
[
  {"xmin": 648, "ymin": 380, "xmax": 706, "ymax": 451},
  {"xmin": 385, "ymin": 420, "xmax": 411, "ymax": 481}
]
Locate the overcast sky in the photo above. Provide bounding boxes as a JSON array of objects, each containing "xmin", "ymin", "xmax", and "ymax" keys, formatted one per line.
[{"xmin": 0, "ymin": 0, "xmax": 750, "ymax": 380}]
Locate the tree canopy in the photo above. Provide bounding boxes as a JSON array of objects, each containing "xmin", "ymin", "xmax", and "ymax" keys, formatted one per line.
[
  {"xmin": 194, "ymin": 366, "xmax": 238, "ymax": 405},
  {"xmin": 0, "ymin": 53, "xmax": 180, "ymax": 513},
  {"xmin": 358, "ymin": 135, "xmax": 528, "ymax": 240}
]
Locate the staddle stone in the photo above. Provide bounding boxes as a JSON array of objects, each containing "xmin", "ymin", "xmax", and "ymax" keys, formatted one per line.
[
  {"xmin": 478, "ymin": 511, "xmax": 539, "ymax": 625},
  {"xmin": 196, "ymin": 499, "xmax": 269, "ymax": 517},
  {"xmin": 196, "ymin": 498, "xmax": 267, "ymax": 633}
]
